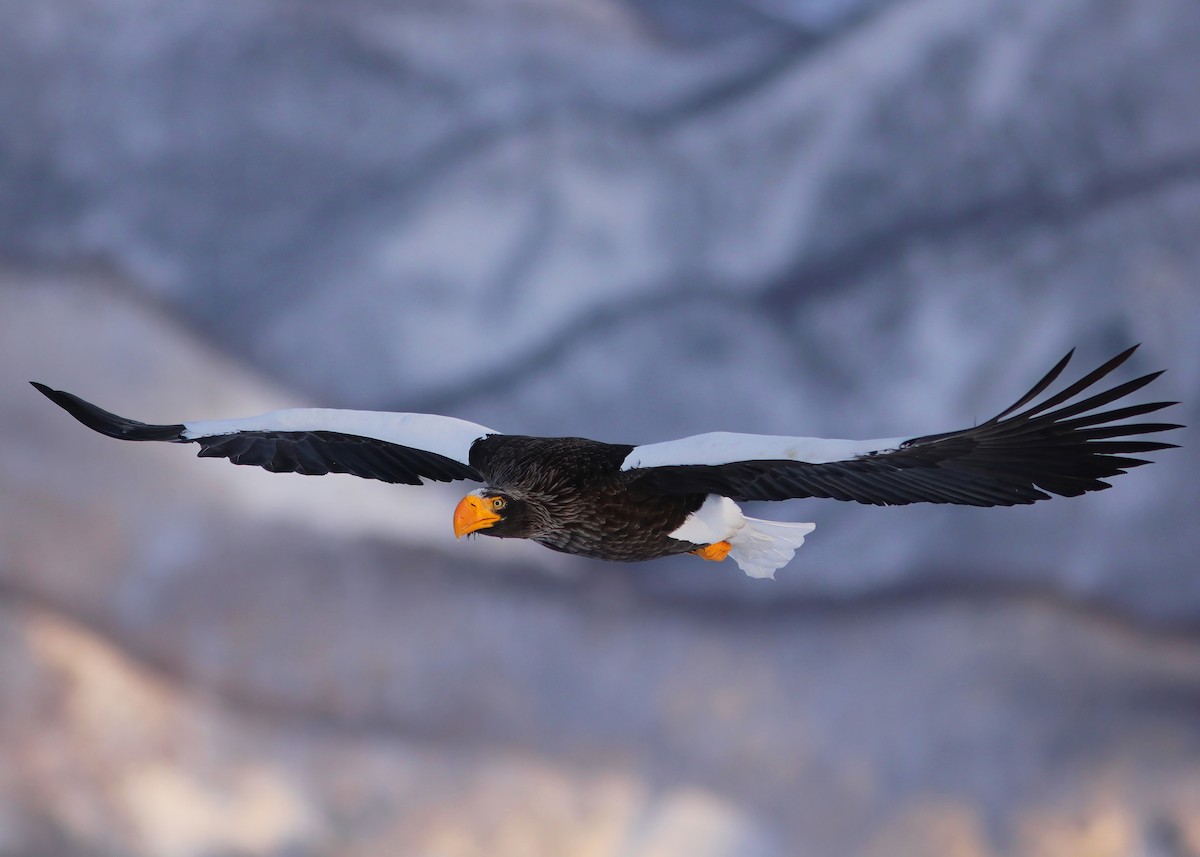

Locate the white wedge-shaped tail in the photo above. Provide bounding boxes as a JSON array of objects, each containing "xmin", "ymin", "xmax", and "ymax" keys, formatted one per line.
[
  {"xmin": 668, "ymin": 494, "xmax": 816, "ymax": 579},
  {"xmin": 728, "ymin": 516, "xmax": 816, "ymax": 579}
]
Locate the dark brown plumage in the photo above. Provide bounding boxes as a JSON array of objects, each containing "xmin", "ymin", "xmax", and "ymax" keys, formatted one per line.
[{"xmin": 466, "ymin": 435, "xmax": 708, "ymax": 561}]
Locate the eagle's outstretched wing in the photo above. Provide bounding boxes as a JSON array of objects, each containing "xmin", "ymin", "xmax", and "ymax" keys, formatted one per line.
[
  {"xmin": 30, "ymin": 384, "xmax": 492, "ymax": 485},
  {"xmin": 623, "ymin": 346, "xmax": 1181, "ymax": 506}
]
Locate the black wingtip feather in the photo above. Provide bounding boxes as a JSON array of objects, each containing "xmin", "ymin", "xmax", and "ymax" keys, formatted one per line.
[
  {"xmin": 1016, "ymin": 346, "xmax": 1143, "ymax": 420},
  {"xmin": 31, "ymin": 383, "xmax": 186, "ymax": 442},
  {"xmin": 992, "ymin": 349, "xmax": 1075, "ymax": 421},
  {"xmin": 963, "ymin": 346, "xmax": 1181, "ymax": 491}
]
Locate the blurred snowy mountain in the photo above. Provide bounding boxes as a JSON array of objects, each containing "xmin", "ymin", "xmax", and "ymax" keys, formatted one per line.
[
  {"xmin": 2, "ymin": 0, "xmax": 1199, "ymax": 854},
  {"xmin": 3, "ymin": 0, "xmax": 1195, "ymax": 607}
]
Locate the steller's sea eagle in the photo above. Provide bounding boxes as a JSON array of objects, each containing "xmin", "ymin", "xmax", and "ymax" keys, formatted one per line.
[{"xmin": 32, "ymin": 346, "xmax": 1181, "ymax": 578}]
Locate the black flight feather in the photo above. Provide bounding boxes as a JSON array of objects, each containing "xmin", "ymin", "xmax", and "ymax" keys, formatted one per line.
[
  {"xmin": 30, "ymin": 383, "xmax": 482, "ymax": 485},
  {"xmin": 628, "ymin": 346, "xmax": 1182, "ymax": 507}
]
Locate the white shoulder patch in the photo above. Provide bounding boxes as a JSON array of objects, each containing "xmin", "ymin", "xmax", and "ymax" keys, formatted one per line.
[
  {"xmin": 621, "ymin": 431, "xmax": 904, "ymax": 470},
  {"xmin": 182, "ymin": 409, "xmax": 497, "ymax": 467}
]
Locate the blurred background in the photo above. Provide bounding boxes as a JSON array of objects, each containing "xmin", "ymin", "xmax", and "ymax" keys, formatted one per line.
[{"xmin": 2, "ymin": 0, "xmax": 1199, "ymax": 854}]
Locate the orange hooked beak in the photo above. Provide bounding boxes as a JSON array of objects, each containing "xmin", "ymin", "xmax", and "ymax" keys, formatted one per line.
[{"xmin": 453, "ymin": 494, "xmax": 502, "ymax": 538}]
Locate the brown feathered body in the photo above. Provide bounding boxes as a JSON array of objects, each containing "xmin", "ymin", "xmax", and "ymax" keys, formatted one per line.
[{"xmin": 468, "ymin": 435, "xmax": 707, "ymax": 561}]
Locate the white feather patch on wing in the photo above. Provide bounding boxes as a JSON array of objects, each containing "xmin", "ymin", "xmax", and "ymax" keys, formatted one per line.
[
  {"xmin": 182, "ymin": 409, "xmax": 497, "ymax": 467},
  {"xmin": 620, "ymin": 431, "xmax": 906, "ymax": 470},
  {"xmin": 669, "ymin": 494, "xmax": 816, "ymax": 579}
]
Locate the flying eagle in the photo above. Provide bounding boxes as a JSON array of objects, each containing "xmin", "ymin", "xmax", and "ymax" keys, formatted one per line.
[{"xmin": 32, "ymin": 346, "xmax": 1180, "ymax": 578}]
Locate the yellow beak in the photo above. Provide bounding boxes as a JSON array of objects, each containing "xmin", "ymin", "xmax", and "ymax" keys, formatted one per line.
[{"xmin": 453, "ymin": 494, "xmax": 502, "ymax": 538}]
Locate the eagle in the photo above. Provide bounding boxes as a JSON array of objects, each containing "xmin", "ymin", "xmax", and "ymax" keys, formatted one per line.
[{"xmin": 32, "ymin": 346, "xmax": 1180, "ymax": 578}]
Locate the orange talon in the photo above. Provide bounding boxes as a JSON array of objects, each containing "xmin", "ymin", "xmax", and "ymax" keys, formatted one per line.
[{"xmin": 691, "ymin": 541, "xmax": 732, "ymax": 561}]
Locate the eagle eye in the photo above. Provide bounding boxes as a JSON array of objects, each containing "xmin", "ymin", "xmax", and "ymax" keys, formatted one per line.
[{"xmin": 491, "ymin": 497, "xmax": 507, "ymax": 511}]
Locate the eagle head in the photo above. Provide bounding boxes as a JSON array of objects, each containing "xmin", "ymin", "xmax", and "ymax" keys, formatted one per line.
[{"xmin": 453, "ymin": 488, "xmax": 533, "ymax": 539}]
